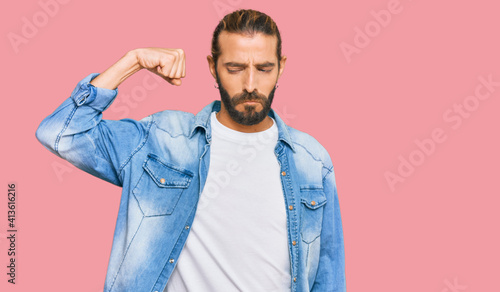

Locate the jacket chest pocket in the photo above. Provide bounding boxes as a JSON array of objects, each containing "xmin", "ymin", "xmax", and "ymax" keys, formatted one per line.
[
  {"xmin": 132, "ymin": 154, "xmax": 194, "ymax": 216},
  {"xmin": 300, "ymin": 187, "xmax": 327, "ymax": 243}
]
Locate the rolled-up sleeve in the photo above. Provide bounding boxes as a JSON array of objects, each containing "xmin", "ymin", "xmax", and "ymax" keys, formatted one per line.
[{"xmin": 36, "ymin": 73, "xmax": 150, "ymax": 186}]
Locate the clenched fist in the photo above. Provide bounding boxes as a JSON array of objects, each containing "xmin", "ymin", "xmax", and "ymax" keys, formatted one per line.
[{"xmin": 134, "ymin": 48, "xmax": 186, "ymax": 86}]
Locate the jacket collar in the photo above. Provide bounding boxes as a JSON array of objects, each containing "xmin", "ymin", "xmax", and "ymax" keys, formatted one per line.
[{"xmin": 189, "ymin": 100, "xmax": 296, "ymax": 152}]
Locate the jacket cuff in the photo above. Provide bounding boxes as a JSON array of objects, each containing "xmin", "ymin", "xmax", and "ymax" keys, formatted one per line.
[{"xmin": 70, "ymin": 73, "xmax": 119, "ymax": 111}]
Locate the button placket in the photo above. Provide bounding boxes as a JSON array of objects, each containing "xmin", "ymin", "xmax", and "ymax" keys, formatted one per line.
[{"xmin": 275, "ymin": 146, "xmax": 298, "ymax": 290}]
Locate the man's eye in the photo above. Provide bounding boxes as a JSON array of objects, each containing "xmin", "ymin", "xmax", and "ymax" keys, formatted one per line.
[{"xmin": 227, "ymin": 68, "xmax": 272, "ymax": 73}]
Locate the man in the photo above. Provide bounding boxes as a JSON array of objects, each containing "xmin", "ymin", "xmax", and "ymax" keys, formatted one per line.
[{"xmin": 36, "ymin": 9, "xmax": 346, "ymax": 292}]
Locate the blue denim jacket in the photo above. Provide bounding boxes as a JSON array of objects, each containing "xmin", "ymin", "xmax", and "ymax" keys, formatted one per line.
[{"xmin": 36, "ymin": 73, "xmax": 346, "ymax": 292}]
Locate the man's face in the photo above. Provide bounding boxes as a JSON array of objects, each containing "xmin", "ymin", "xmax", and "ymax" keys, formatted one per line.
[{"xmin": 211, "ymin": 31, "xmax": 285, "ymax": 126}]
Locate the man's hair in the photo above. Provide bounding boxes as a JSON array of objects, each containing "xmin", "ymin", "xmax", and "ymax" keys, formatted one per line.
[{"xmin": 211, "ymin": 9, "xmax": 282, "ymax": 72}]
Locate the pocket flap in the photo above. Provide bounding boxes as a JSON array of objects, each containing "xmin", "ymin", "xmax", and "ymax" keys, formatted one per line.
[
  {"xmin": 143, "ymin": 154, "xmax": 193, "ymax": 188},
  {"xmin": 300, "ymin": 188, "xmax": 327, "ymax": 210}
]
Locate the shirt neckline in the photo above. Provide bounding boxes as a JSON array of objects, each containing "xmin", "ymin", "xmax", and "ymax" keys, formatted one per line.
[{"xmin": 211, "ymin": 111, "xmax": 278, "ymax": 144}]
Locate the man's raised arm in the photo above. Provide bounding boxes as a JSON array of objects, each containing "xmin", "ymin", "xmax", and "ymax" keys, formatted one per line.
[
  {"xmin": 90, "ymin": 48, "xmax": 186, "ymax": 89},
  {"xmin": 35, "ymin": 48, "xmax": 186, "ymax": 186}
]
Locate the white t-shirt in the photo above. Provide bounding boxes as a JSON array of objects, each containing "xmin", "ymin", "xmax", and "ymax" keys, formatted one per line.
[{"xmin": 165, "ymin": 112, "xmax": 291, "ymax": 292}]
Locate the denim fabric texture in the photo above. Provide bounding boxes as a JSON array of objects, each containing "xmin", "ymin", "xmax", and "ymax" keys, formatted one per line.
[{"xmin": 36, "ymin": 73, "xmax": 346, "ymax": 292}]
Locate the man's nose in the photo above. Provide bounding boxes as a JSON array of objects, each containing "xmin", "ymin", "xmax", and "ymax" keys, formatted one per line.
[{"xmin": 243, "ymin": 67, "xmax": 257, "ymax": 93}]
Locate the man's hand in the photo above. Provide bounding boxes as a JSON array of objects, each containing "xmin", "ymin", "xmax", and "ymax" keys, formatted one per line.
[
  {"xmin": 90, "ymin": 48, "xmax": 186, "ymax": 90},
  {"xmin": 135, "ymin": 48, "xmax": 186, "ymax": 86}
]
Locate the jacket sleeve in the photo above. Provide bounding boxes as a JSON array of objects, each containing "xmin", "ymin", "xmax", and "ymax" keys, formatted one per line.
[
  {"xmin": 35, "ymin": 73, "xmax": 150, "ymax": 186},
  {"xmin": 311, "ymin": 166, "xmax": 346, "ymax": 291}
]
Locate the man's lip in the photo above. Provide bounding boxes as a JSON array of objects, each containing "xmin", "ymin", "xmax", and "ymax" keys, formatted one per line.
[{"xmin": 241, "ymin": 100, "xmax": 261, "ymax": 104}]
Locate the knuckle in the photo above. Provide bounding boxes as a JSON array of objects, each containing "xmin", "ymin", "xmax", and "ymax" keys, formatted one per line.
[{"xmin": 165, "ymin": 54, "xmax": 175, "ymax": 62}]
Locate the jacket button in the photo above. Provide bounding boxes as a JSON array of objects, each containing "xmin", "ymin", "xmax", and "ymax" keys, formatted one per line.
[
  {"xmin": 185, "ymin": 225, "xmax": 190, "ymax": 229},
  {"xmin": 281, "ymin": 171, "xmax": 286, "ymax": 176},
  {"xmin": 293, "ymin": 277, "xmax": 297, "ymax": 282},
  {"xmin": 160, "ymin": 178, "xmax": 166, "ymax": 184},
  {"xmin": 169, "ymin": 259, "xmax": 175, "ymax": 263},
  {"xmin": 288, "ymin": 205, "xmax": 293, "ymax": 210},
  {"xmin": 311, "ymin": 201, "xmax": 316, "ymax": 206},
  {"xmin": 292, "ymin": 240, "xmax": 296, "ymax": 246}
]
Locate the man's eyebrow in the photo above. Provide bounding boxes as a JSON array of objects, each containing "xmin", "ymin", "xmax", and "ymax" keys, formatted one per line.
[
  {"xmin": 257, "ymin": 62, "xmax": 276, "ymax": 67},
  {"xmin": 223, "ymin": 62, "xmax": 276, "ymax": 67}
]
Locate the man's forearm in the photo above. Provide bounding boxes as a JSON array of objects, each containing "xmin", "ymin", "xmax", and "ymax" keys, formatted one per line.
[{"xmin": 90, "ymin": 50, "xmax": 142, "ymax": 90}]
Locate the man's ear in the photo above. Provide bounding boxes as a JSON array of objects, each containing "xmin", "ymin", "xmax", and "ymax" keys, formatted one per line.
[
  {"xmin": 207, "ymin": 55, "xmax": 217, "ymax": 79},
  {"xmin": 278, "ymin": 56, "xmax": 287, "ymax": 79}
]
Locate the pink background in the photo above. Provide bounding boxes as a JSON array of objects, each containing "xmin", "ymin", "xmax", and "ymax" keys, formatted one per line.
[{"xmin": 1, "ymin": 0, "xmax": 499, "ymax": 291}]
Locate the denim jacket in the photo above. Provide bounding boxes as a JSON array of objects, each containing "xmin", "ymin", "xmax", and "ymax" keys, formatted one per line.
[{"xmin": 36, "ymin": 73, "xmax": 346, "ymax": 292}]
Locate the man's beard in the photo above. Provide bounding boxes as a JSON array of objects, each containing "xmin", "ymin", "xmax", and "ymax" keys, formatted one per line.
[{"xmin": 216, "ymin": 72, "xmax": 276, "ymax": 126}]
